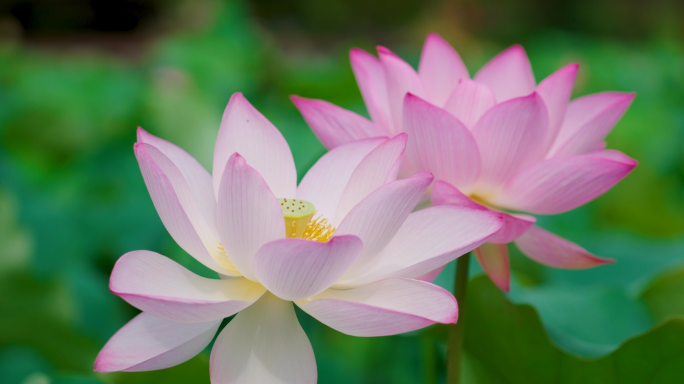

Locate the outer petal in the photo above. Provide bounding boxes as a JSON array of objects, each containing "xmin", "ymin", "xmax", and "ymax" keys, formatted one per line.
[
  {"xmin": 297, "ymin": 137, "xmax": 387, "ymax": 223},
  {"xmin": 134, "ymin": 143, "xmax": 226, "ymax": 274},
  {"xmin": 334, "ymin": 133, "xmax": 407, "ymax": 225},
  {"xmin": 474, "ymin": 243, "xmax": 510, "ymax": 292},
  {"xmin": 549, "ymin": 92, "xmax": 635, "ymax": 157},
  {"xmin": 337, "ymin": 172, "xmax": 434, "ymax": 279},
  {"xmin": 417, "ymin": 33, "xmax": 469, "ymax": 106},
  {"xmin": 514, "ymin": 226, "xmax": 614, "ymax": 268},
  {"xmin": 110, "ymin": 251, "xmax": 266, "ymax": 323},
  {"xmin": 535, "ymin": 64, "xmax": 578, "ymax": 152},
  {"xmin": 431, "ymin": 179, "xmax": 486, "ymax": 211},
  {"xmin": 431, "ymin": 180, "xmax": 534, "ymax": 244},
  {"xmin": 486, "ymin": 212, "xmax": 536, "ymax": 244},
  {"xmin": 336, "ymin": 206, "xmax": 503, "ymax": 287},
  {"xmin": 210, "ymin": 293, "xmax": 316, "ymax": 384},
  {"xmin": 137, "ymin": 128, "xmax": 216, "ymax": 235},
  {"xmin": 378, "ymin": 46, "xmax": 426, "ymax": 134},
  {"xmin": 253, "ymin": 236, "xmax": 363, "ymax": 301},
  {"xmin": 95, "ymin": 313, "xmax": 220, "ymax": 373},
  {"xmin": 443, "ymin": 79, "xmax": 497, "ymax": 129},
  {"xmin": 471, "ymin": 93, "xmax": 549, "ymax": 193},
  {"xmin": 290, "ymin": 96, "xmax": 387, "ymax": 149},
  {"xmin": 490, "ymin": 151, "xmax": 637, "ymax": 214},
  {"xmin": 350, "ymin": 48, "xmax": 392, "ymax": 132},
  {"xmin": 474, "ymin": 45, "xmax": 536, "ymax": 102},
  {"xmin": 217, "ymin": 153, "xmax": 285, "ymax": 281},
  {"xmin": 213, "ymin": 93, "xmax": 296, "ymax": 199},
  {"xmin": 404, "ymin": 93, "xmax": 481, "ymax": 192},
  {"xmin": 296, "ymin": 278, "xmax": 457, "ymax": 337},
  {"xmin": 416, "ymin": 265, "xmax": 446, "ymax": 282}
]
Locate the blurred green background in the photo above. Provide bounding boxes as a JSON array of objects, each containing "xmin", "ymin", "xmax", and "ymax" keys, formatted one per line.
[{"xmin": 1, "ymin": 0, "xmax": 683, "ymax": 383}]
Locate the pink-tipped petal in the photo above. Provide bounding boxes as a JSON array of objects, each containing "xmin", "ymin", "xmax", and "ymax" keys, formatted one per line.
[
  {"xmin": 514, "ymin": 226, "xmax": 614, "ymax": 268},
  {"xmin": 378, "ymin": 46, "xmax": 426, "ymax": 134},
  {"xmin": 486, "ymin": 212, "xmax": 536, "ymax": 244},
  {"xmin": 418, "ymin": 33, "xmax": 469, "ymax": 106},
  {"xmin": 290, "ymin": 96, "xmax": 387, "ymax": 149},
  {"xmin": 490, "ymin": 151, "xmax": 637, "ymax": 214},
  {"xmin": 443, "ymin": 79, "xmax": 497, "ymax": 129},
  {"xmin": 210, "ymin": 293, "xmax": 316, "ymax": 384},
  {"xmin": 137, "ymin": 128, "xmax": 216, "ymax": 234},
  {"xmin": 471, "ymin": 93, "xmax": 549, "ymax": 192},
  {"xmin": 549, "ymin": 92, "xmax": 635, "ymax": 157},
  {"xmin": 350, "ymin": 48, "xmax": 393, "ymax": 132},
  {"xmin": 474, "ymin": 45, "xmax": 536, "ymax": 102},
  {"xmin": 415, "ymin": 265, "xmax": 447, "ymax": 282},
  {"xmin": 336, "ymin": 206, "xmax": 503, "ymax": 287},
  {"xmin": 134, "ymin": 144, "xmax": 226, "ymax": 274},
  {"xmin": 430, "ymin": 180, "xmax": 534, "ymax": 244},
  {"xmin": 297, "ymin": 137, "xmax": 387, "ymax": 223},
  {"xmin": 216, "ymin": 153, "xmax": 285, "ymax": 281},
  {"xmin": 110, "ymin": 251, "xmax": 265, "ymax": 323},
  {"xmin": 535, "ymin": 64, "xmax": 579, "ymax": 152},
  {"xmin": 337, "ymin": 172, "xmax": 434, "ymax": 279},
  {"xmin": 213, "ymin": 93, "xmax": 296, "ymax": 199},
  {"xmin": 334, "ymin": 134, "xmax": 407, "ymax": 225},
  {"xmin": 404, "ymin": 93, "xmax": 481, "ymax": 192},
  {"xmin": 253, "ymin": 236, "xmax": 363, "ymax": 301},
  {"xmin": 431, "ymin": 180, "xmax": 487, "ymax": 211},
  {"xmin": 95, "ymin": 313, "xmax": 220, "ymax": 373},
  {"xmin": 474, "ymin": 243, "xmax": 510, "ymax": 292},
  {"xmin": 297, "ymin": 278, "xmax": 457, "ymax": 337}
]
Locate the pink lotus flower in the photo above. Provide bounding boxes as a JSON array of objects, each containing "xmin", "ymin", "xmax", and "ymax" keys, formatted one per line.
[
  {"xmin": 292, "ymin": 33, "xmax": 637, "ymax": 292},
  {"xmin": 94, "ymin": 93, "xmax": 503, "ymax": 383}
]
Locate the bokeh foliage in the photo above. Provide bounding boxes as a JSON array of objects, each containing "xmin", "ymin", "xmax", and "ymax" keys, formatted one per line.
[{"xmin": 0, "ymin": 0, "xmax": 683, "ymax": 383}]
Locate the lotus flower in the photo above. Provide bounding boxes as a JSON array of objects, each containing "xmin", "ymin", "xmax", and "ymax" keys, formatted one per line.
[
  {"xmin": 292, "ymin": 33, "xmax": 637, "ymax": 291},
  {"xmin": 94, "ymin": 93, "xmax": 503, "ymax": 383}
]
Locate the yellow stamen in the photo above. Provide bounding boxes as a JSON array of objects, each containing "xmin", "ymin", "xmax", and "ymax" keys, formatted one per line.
[{"xmin": 278, "ymin": 198, "xmax": 335, "ymax": 242}]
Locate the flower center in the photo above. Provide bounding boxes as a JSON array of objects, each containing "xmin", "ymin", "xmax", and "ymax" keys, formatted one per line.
[{"xmin": 279, "ymin": 198, "xmax": 335, "ymax": 242}]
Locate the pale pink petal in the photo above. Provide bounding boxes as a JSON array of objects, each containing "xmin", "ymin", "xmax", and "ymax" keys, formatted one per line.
[
  {"xmin": 486, "ymin": 212, "xmax": 536, "ymax": 244},
  {"xmin": 549, "ymin": 92, "xmax": 635, "ymax": 157},
  {"xmin": 431, "ymin": 180, "xmax": 535, "ymax": 244},
  {"xmin": 490, "ymin": 151, "xmax": 637, "ymax": 214},
  {"xmin": 213, "ymin": 93, "xmax": 296, "ymax": 199},
  {"xmin": 134, "ymin": 143, "xmax": 225, "ymax": 274},
  {"xmin": 350, "ymin": 48, "xmax": 392, "ymax": 132},
  {"xmin": 137, "ymin": 128, "xmax": 216, "ymax": 234},
  {"xmin": 416, "ymin": 265, "xmax": 446, "ymax": 282},
  {"xmin": 297, "ymin": 137, "xmax": 387, "ymax": 223},
  {"xmin": 210, "ymin": 293, "xmax": 316, "ymax": 384},
  {"xmin": 474, "ymin": 45, "xmax": 536, "ymax": 102},
  {"xmin": 430, "ymin": 179, "xmax": 486, "ymax": 211},
  {"xmin": 337, "ymin": 172, "xmax": 434, "ymax": 279},
  {"xmin": 290, "ymin": 96, "xmax": 387, "ymax": 149},
  {"xmin": 417, "ymin": 33, "xmax": 469, "ymax": 106},
  {"xmin": 535, "ymin": 64, "xmax": 578, "ymax": 152},
  {"xmin": 297, "ymin": 278, "xmax": 457, "ymax": 337},
  {"xmin": 471, "ymin": 93, "xmax": 549, "ymax": 192},
  {"xmin": 474, "ymin": 243, "xmax": 510, "ymax": 292},
  {"xmin": 403, "ymin": 93, "xmax": 481, "ymax": 192},
  {"xmin": 216, "ymin": 153, "xmax": 285, "ymax": 281},
  {"xmin": 253, "ymin": 236, "xmax": 363, "ymax": 301},
  {"xmin": 378, "ymin": 46, "xmax": 426, "ymax": 134},
  {"xmin": 110, "ymin": 251, "xmax": 265, "ymax": 323},
  {"xmin": 95, "ymin": 313, "xmax": 220, "ymax": 373},
  {"xmin": 336, "ymin": 206, "xmax": 503, "ymax": 287},
  {"xmin": 443, "ymin": 79, "xmax": 497, "ymax": 129},
  {"xmin": 334, "ymin": 133, "xmax": 407, "ymax": 225},
  {"xmin": 514, "ymin": 226, "xmax": 614, "ymax": 268}
]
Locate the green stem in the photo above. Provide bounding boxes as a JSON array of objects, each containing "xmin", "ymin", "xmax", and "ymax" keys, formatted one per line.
[{"xmin": 446, "ymin": 253, "xmax": 470, "ymax": 384}]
